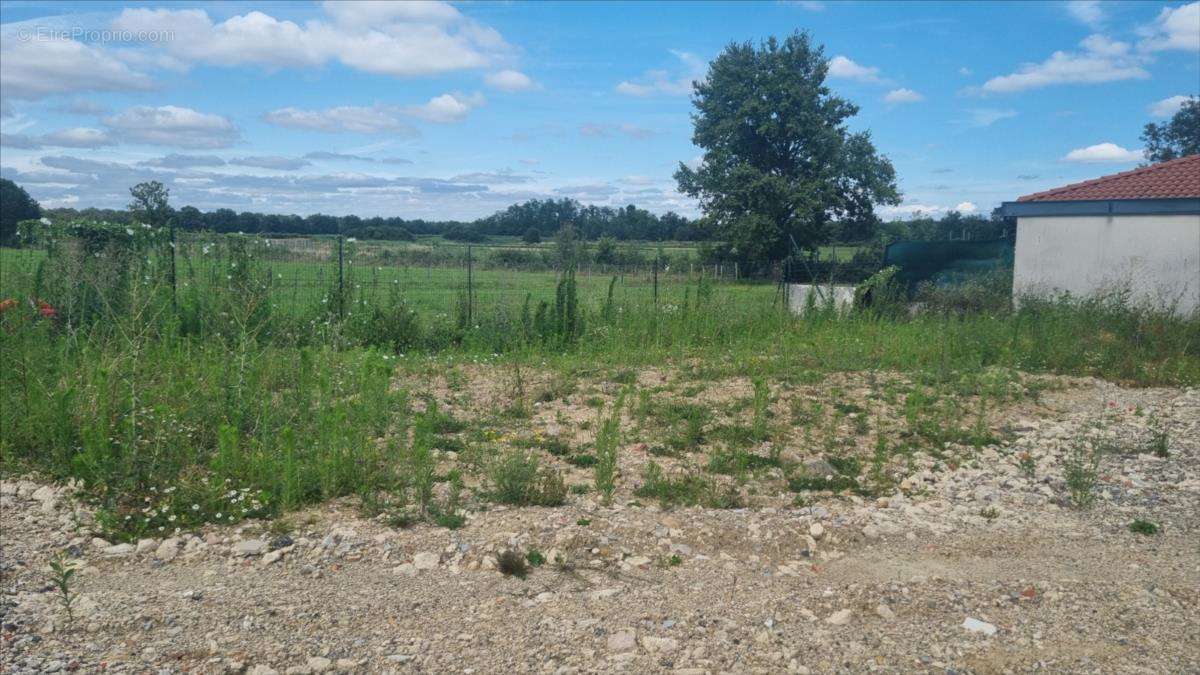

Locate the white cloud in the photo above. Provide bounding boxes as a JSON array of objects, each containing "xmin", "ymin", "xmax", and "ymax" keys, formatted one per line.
[
  {"xmin": 230, "ymin": 156, "xmax": 311, "ymax": 170},
  {"xmin": 102, "ymin": 105, "xmax": 240, "ymax": 148},
  {"xmin": 1066, "ymin": 1, "xmax": 1105, "ymax": 28},
  {"xmin": 615, "ymin": 50, "xmax": 705, "ymax": 96},
  {"xmin": 981, "ymin": 34, "xmax": 1149, "ymax": 93},
  {"xmin": 884, "ymin": 88, "xmax": 924, "ymax": 104},
  {"xmin": 878, "ymin": 202, "xmax": 955, "ymax": 219},
  {"xmin": 1, "ymin": 127, "xmax": 115, "ymax": 149},
  {"xmin": 954, "ymin": 201, "xmax": 978, "ymax": 213},
  {"xmin": 405, "ymin": 92, "xmax": 485, "ymax": 123},
  {"xmin": 484, "ymin": 69, "xmax": 539, "ymax": 92},
  {"xmin": 263, "ymin": 105, "xmax": 418, "ymax": 135},
  {"xmin": 1149, "ymin": 95, "xmax": 1194, "ymax": 118},
  {"xmin": 110, "ymin": 3, "xmax": 512, "ymax": 78},
  {"xmin": 320, "ymin": 0, "xmax": 464, "ymax": 26},
  {"xmin": 1062, "ymin": 142, "xmax": 1144, "ymax": 163},
  {"xmin": 828, "ymin": 55, "xmax": 884, "ymax": 83},
  {"xmin": 958, "ymin": 67, "xmax": 973, "ymax": 76},
  {"xmin": 1138, "ymin": 2, "xmax": 1200, "ymax": 52},
  {"xmin": 40, "ymin": 127, "xmax": 115, "ymax": 148},
  {"xmin": 0, "ymin": 35, "xmax": 154, "ymax": 101},
  {"xmin": 0, "ymin": 133, "xmax": 41, "ymax": 149},
  {"xmin": 963, "ymin": 108, "xmax": 1018, "ymax": 127},
  {"xmin": 56, "ymin": 100, "xmax": 112, "ymax": 116},
  {"xmin": 139, "ymin": 154, "xmax": 227, "ymax": 168}
]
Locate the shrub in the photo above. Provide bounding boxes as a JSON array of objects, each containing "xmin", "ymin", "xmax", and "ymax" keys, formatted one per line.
[
  {"xmin": 853, "ymin": 265, "xmax": 906, "ymax": 316},
  {"xmin": 635, "ymin": 461, "xmax": 742, "ymax": 509},
  {"xmin": 1128, "ymin": 519, "xmax": 1158, "ymax": 535},
  {"xmin": 496, "ymin": 550, "xmax": 530, "ymax": 579},
  {"xmin": 1064, "ymin": 440, "xmax": 1101, "ymax": 509},
  {"xmin": 593, "ymin": 394, "xmax": 625, "ymax": 504},
  {"xmin": 487, "ymin": 450, "xmax": 567, "ymax": 507},
  {"xmin": 915, "ymin": 268, "xmax": 1012, "ymax": 315}
]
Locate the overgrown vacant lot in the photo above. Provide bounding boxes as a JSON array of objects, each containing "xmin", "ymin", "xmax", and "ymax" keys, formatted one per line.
[
  {"xmin": 3, "ymin": 235, "xmax": 1200, "ymax": 672},
  {"xmin": 3, "ymin": 358, "xmax": 1198, "ymax": 673}
]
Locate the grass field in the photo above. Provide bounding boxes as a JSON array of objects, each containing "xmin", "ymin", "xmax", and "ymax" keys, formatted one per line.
[{"xmin": 0, "ymin": 244, "xmax": 779, "ymax": 322}]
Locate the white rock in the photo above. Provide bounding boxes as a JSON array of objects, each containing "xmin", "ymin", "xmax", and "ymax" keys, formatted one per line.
[
  {"xmin": 825, "ymin": 609, "xmax": 853, "ymax": 626},
  {"xmin": 607, "ymin": 630, "xmax": 637, "ymax": 652},
  {"xmin": 413, "ymin": 552, "xmax": 439, "ymax": 570},
  {"xmin": 962, "ymin": 617, "xmax": 997, "ymax": 636},
  {"xmin": 392, "ymin": 563, "xmax": 416, "ymax": 577},
  {"xmin": 136, "ymin": 538, "xmax": 157, "ymax": 554},
  {"xmin": 588, "ymin": 588, "xmax": 622, "ymax": 600},
  {"xmin": 233, "ymin": 539, "xmax": 268, "ymax": 556},
  {"xmin": 249, "ymin": 666, "xmax": 278, "ymax": 675},
  {"xmin": 155, "ymin": 537, "xmax": 181, "ymax": 561},
  {"xmin": 641, "ymin": 636, "xmax": 678, "ymax": 653},
  {"xmin": 306, "ymin": 657, "xmax": 332, "ymax": 673},
  {"xmin": 875, "ymin": 604, "xmax": 895, "ymax": 621},
  {"xmin": 103, "ymin": 543, "xmax": 135, "ymax": 557},
  {"xmin": 808, "ymin": 523, "xmax": 825, "ymax": 539}
]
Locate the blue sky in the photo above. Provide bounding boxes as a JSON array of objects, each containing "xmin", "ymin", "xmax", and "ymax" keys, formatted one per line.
[{"xmin": 1, "ymin": 0, "xmax": 1197, "ymax": 221}]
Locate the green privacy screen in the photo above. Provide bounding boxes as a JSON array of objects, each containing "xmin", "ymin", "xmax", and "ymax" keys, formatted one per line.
[{"xmin": 883, "ymin": 238, "xmax": 1014, "ymax": 292}]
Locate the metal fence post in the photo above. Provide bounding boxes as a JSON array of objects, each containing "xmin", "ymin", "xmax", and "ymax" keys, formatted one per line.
[
  {"xmin": 466, "ymin": 244, "xmax": 474, "ymax": 327},
  {"xmin": 337, "ymin": 235, "xmax": 345, "ymax": 318},
  {"xmin": 653, "ymin": 254, "xmax": 659, "ymax": 307},
  {"xmin": 168, "ymin": 220, "xmax": 177, "ymax": 311}
]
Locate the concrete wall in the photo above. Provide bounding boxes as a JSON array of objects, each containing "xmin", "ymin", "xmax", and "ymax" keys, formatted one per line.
[
  {"xmin": 787, "ymin": 283, "xmax": 856, "ymax": 315},
  {"xmin": 1013, "ymin": 214, "xmax": 1200, "ymax": 315}
]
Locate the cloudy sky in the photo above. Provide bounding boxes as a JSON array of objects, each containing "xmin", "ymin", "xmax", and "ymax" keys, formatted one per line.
[{"xmin": 1, "ymin": 0, "xmax": 1197, "ymax": 220}]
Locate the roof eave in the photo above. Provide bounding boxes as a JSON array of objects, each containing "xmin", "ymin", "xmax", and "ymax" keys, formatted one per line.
[{"xmin": 999, "ymin": 198, "xmax": 1200, "ymax": 218}]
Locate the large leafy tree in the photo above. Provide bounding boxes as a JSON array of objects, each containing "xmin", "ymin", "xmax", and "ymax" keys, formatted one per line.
[
  {"xmin": 675, "ymin": 31, "xmax": 900, "ymax": 261},
  {"xmin": 0, "ymin": 178, "xmax": 41, "ymax": 244},
  {"xmin": 128, "ymin": 180, "xmax": 172, "ymax": 228},
  {"xmin": 1141, "ymin": 97, "xmax": 1200, "ymax": 163}
]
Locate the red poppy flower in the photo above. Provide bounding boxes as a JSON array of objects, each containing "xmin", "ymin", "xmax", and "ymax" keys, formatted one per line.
[{"xmin": 37, "ymin": 300, "xmax": 57, "ymax": 319}]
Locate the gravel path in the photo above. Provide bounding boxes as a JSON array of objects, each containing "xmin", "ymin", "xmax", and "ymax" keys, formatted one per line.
[{"xmin": 2, "ymin": 379, "xmax": 1197, "ymax": 674}]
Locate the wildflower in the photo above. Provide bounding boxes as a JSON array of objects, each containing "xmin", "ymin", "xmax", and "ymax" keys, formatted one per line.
[
  {"xmin": 0, "ymin": 298, "xmax": 16, "ymax": 313},
  {"xmin": 36, "ymin": 300, "xmax": 57, "ymax": 319}
]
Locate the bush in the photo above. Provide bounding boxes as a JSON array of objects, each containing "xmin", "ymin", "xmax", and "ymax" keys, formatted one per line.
[
  {"xmin": 634, "ymin": 461, "xmax": 742, "ymax": 509},
  {"xmin": 487, "ymin": 450, "xmax": 567, "ymax": 507},
  {"xmin": 853, "ymin": 265, "xmax": 906, "ymax": 316},
  {"xmin": 915, "ymin": 268, "xmax": 1012, "ymax": 315},
  {"xmin": 344, "ymin": 291, "xmax": 423, "ymax": 352}
]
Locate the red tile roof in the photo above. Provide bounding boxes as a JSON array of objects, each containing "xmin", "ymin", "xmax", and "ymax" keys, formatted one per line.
[{"xmin": 1017, "ymin": 154, "xmax": 1200, "ymax": 202}]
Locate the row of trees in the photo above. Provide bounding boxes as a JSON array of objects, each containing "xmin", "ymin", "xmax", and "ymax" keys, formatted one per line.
[
  {"xmin": 31, "ymin": 197, "xmax": 704, "ymax": 243},
  {"xmin": 475, "ymin": 199, "xmax": 703, "ymax": 241},
  {"xmin": 1, "ymin": 175, "xmax": 1008, "ymax": 252}
]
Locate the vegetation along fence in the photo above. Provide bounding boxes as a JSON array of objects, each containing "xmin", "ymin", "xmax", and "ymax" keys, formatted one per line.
[{"xmin": 0, "ymin": 225, "xmax": 820, "ymax": 352}]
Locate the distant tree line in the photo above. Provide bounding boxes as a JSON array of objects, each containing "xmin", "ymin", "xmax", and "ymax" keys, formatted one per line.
[{"xmin": 34, "ymin": 197, "xmax": 708, "ymax": 244}]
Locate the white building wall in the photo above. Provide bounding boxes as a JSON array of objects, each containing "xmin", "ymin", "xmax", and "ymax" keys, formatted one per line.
[
  {"xmin": 786, "ymin": 283, "xmax": 856, "ymax": 314},
  {"xmin": 1013, "ymin": 214, "xmax": 1200, "ymax": 315}
]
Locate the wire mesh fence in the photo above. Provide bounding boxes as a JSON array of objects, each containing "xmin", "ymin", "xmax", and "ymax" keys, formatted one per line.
[{"xmin": 3, "ymin": 231, "xmax": 839, "ymax": 324}]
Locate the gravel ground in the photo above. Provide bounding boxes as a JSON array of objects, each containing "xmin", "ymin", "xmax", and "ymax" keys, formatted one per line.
[{"xmin": 2, "ymin": 377, "xmax": 1197, "ymax": 674}]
